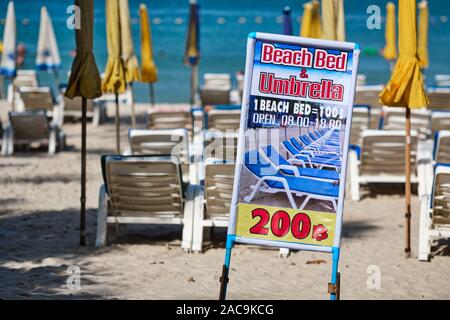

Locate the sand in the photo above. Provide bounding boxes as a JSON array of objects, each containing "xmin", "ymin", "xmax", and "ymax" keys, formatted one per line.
[{"xmin": 0, "ymin": 101, "xmax": 449, "ymax": 300}]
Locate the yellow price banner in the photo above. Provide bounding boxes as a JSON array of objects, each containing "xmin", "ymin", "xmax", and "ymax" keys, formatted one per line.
[{"xmin": 236, "ymin": 203, "xmax": 336, "ymax": 247}]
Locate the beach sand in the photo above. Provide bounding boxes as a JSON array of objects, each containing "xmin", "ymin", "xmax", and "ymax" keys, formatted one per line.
[{"xmin": 0, "ymin": 101, "xmax": 449, "ymax": 300}]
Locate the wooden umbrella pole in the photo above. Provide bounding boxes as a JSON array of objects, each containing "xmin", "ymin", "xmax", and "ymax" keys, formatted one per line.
[
  {"xmin": 80, "ymin": 97, "xmax": 87, "ymax": 246},
  {"xmin": 149, "ymin": 83, "xmax": 155, "ymax": 108},
  {"xmin": 115, "ymin": 93, "xmax": 121, "ymax": 154},
  {"xmin": 405, "ymin": 108, "xmax": 412, "ymax": 257}
]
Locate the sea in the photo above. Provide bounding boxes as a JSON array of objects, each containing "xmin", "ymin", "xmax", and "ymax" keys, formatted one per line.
[{"xmin": 0, "ymin": 0, "xmax": 449, "ymax": 103}]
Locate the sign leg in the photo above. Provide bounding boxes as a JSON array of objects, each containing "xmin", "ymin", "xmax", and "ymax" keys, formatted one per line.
[
  {"xmin": 329, "ymin": 247, "xmax": 341, "ymax": 300},
  {"xmin": 219, "ymin": 236, "xmax": 234, "ymax": 300}
]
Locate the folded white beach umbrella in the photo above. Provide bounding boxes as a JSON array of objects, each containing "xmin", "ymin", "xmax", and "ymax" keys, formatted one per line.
[
  {"xmin": 0, "ymin": 1, "xmax": 16, "ymax": 78},
  {"xmin": 36, "ymin": 6, "xmax": 61, "ymax": 71}
]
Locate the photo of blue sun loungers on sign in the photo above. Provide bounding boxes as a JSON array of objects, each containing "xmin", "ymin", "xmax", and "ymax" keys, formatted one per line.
[
  {"xmin": 243, "ymin": 148, "xmax": 340, "ymax": 212},
  {"xmin": 238, "ymin": 123, "xmax": 344, "ymax": 214}
]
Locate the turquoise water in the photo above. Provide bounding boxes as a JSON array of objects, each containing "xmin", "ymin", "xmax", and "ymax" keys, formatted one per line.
[{"xmin": 1, "ymin": 0, "xmax": 449, "ymax": 103}]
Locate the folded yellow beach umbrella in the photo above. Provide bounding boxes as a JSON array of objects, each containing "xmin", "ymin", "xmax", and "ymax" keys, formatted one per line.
[
  {"xmin": 65, "ymin": 0, "xmax": 102, "ymax": 246},
  {"xmin": 335, "ymin": 0, "xmax": 346, "ymax": 41},
  {"xmin": 300, "ymin": 2, "xmax": 313, "ymax": 37},
  {"xmin": 120, "ymin": 0, "xmax": 140, "ymax": 83},
  {"xmin": 321, "ymin": 0, "xmax": 336, "ymax": 40},
  {"xmin": 310, "ymin": 0, "xmax": 322, "ymax": 39},
  {"xmin": 379, "ymin": 0, "xmax": 428, "ymax": 258},
  {"xmin": 140, "ymin": 3, "xmax": 158, "ymax": 106},
  {"xmin": 418, "ymin": 0, "xmax": 429, "ymax": 69},
  {"xmin": 379, "ymin": 1, "xmax": 428, "ymax": 108},
  {"xmin": 184, "ymin": 0, "xmax": 200, "ymax": 105},
  {"xmin": 382, "ymin": 2, "xmax": 397, "ymax": 61},
  {"xmin": 103, "ymin": 0, "xmax": 126, "ymax": 94},
  {"xmin": 119, "ymin": 0, "xmax": 140, "ymax": 127},
  {"xmin": 140, "ymin": 4, "xmax": 158, "ymax": 83},
  {"xmin": 103, "ymin": 0, "xmax": 127, "ymax": 153}
]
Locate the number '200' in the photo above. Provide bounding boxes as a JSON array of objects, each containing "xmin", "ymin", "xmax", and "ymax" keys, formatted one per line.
[{"xmin": 250, "ymin": 208, "xmax": 311, "ymax": 239}]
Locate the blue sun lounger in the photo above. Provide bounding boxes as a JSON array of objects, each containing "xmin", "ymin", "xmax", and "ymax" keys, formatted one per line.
[
  {"xmin": 298, "ymin": 135, "xmax": 341, "ymax": 154},
  {"xmin": 283, "ymin": 140, "xmax": 342, "ymax": 172},
  {"xmin": 305, "ymin": 131, "xmax": 341, "ymax": 147},
  {"xmin": 290, "ymin": 138, "xmax": 341, "ymax": 161},
  {"xmin": 300, "ymin": 131, "xmax": 341, "ymax": 151},
  {"xmin": 260, "ymin": 146, "xmax": 340, "ymax": 182},
  {"xmin": 244, "ymin": 150, "xmax": 339, "ymax": 211}
]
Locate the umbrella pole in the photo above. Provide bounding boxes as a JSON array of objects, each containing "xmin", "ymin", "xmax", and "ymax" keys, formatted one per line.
[
  {"xmin": 190, "ymin": 64, "xmax": 199, "ymax": 106},
  {"xmin": 149, "ymin": 83, "xmax": 155, "ymax": 108},
  {"xmin": 11, "ymin": 79, "xmax": 16, "ymax": 112},
  {"xmin": 54, "ymin": 69, "xmax": 61, "ymax": 89},
  {"xmin": 80, "ymin": 97, "xmax": 87, "ymax": 246},
  {"xmin": 405, "ymin": 108, "xmax": 412, "ymax": 258},
  {"xmin": 129, "ymin": 84, "xmax": 137, "ymax": 129},
  {"xmin": 115, "ymin": 93, "xmax": 121, "ymax": 154}
]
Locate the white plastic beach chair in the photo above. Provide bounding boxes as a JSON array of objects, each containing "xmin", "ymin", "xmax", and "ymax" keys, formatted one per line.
[
  {"xmin": 207, "ymin": 109, "xmax": 241, "ymax": 132},
  {"xmin": 435, "ymin": 75, "xmax": 450, "ymax": 87},
  {"xmin": 18, "ymin": 86, "xmax": 62, "ymax": 125},
  {"xmin": 200, "ymin": 73, "xmax": 232, "ymax": 107},
  {"xmin": 428, "ymin": 88, "xmax": 450, "ymax": 111},
  {"xmin": 236, "ymin": 72, "xmax": 245, "ymax": 104},
  {"xmin": 203, "ymin": 130, "xmax": 238, "ymax": 164},
  {"xmin": 349, "ymin": 130, "xmax": 419, "ymax": 201},
  {"xmin": 148, "ymin": 109, "xmax": 193, "ymax": 131},
  {"xmin": 350, "ymin": 105, "xmax": 370, "ymax": 146},
  {"xmin": 434, "ymin": 131, "xmax": 450, "ymax": 164},
  {"xmin": 58, "ymin": 87, "xmax": 106, "ymax": 126},
  {"xmin": 418, "ymin": 164, "xmax": 450, "ymax": 261},
  {"xmin": 356, "ymin": 74, "xmax": 367, "ymax": 86},
  {"xmin": 354, "ymin": 85, "xmax": 384, "ymax": 129},
  {"xmin": 95, "ymin": 155, "xmax": 197, "ymax": 251},
  {"xmin": 382, "ymin": 107, "xmax": 431, "ymax": 139},
  {"xmin": 128, "ymin": 129, "xmax": 192, "ymax": 183},
  {"xmin": 2, "ymin": 110, "xmax": 65, "ymax": 156},
  {"xmin": 431, "ymin": 112, "xmax": 450, "ymax": 134},
  {"xmin": 7, "ymin": 70, "xmax": 39, "ymax": 110},
  {"xmin": 192, "ymin": 162, "xmax": 235, "ymax": 252}
]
